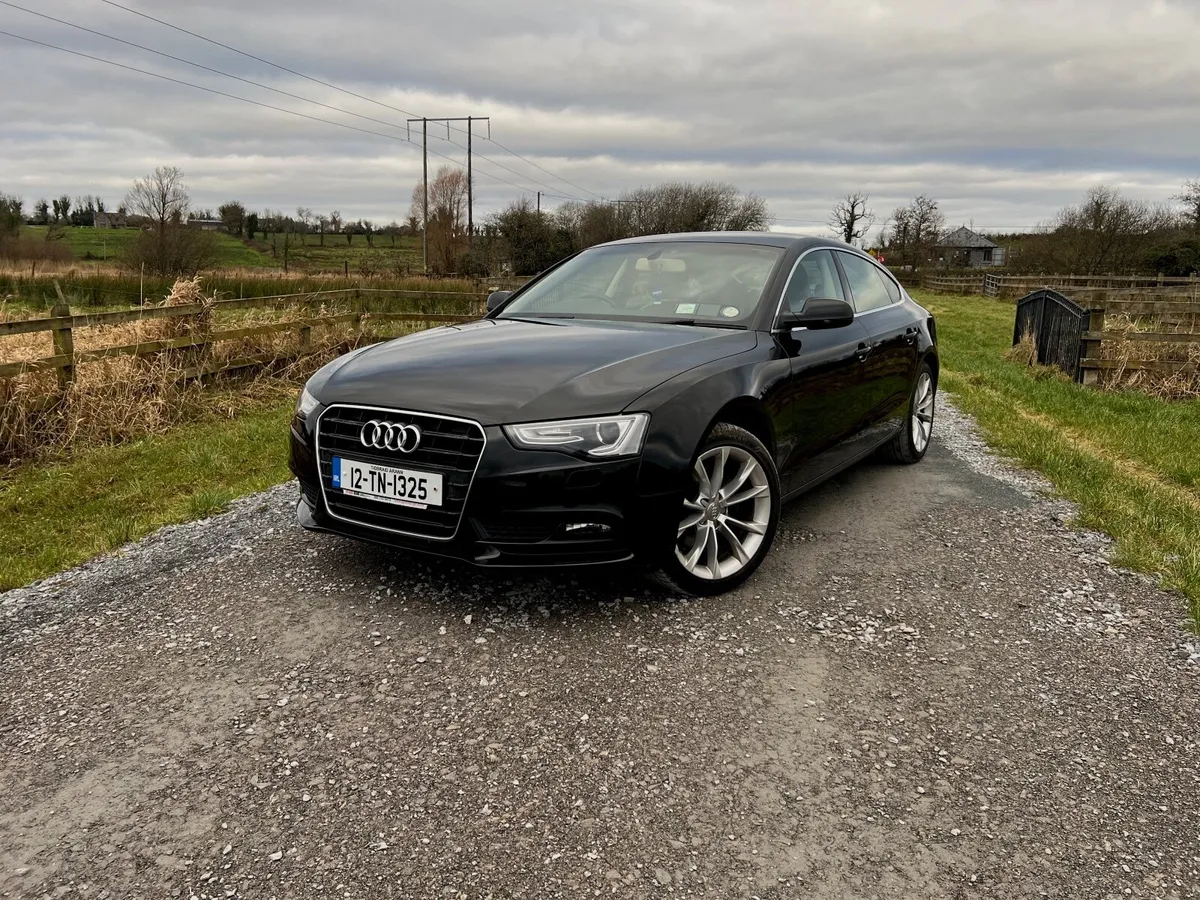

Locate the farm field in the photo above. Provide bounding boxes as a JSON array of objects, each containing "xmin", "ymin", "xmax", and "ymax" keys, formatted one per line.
[
  {"xmin": 248, "ymin": 231, "xmax": 424, "ymax": 274},
  {"xmin": 916, "ymin": 290, "xmax": 1200, "ymax": 623},
  {"xmin": 21, "ymin": 225, "xmax": 277, "ymax": 268}
]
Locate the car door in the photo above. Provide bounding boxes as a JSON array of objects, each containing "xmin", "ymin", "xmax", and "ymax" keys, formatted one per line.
[
  {"xmin": 834, "ymin": 251, "xmax": 920, "ymax": 435},
  {"xmin": 773, "ymin": 249, "xmax": 876, "ymax": 495}
]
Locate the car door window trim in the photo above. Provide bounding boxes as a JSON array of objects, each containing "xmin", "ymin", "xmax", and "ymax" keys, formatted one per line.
[
  {"xmin": 771, "ymin": 247, "xmax": 848, "ymax": 330},
  {"xmin": 834, "ymin": 250, "xmax": 904, "ymax": 315}
]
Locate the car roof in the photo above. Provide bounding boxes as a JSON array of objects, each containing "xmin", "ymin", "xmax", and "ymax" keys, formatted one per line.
[{"xmin": 597, "ymin": 232, "xmax": 856, "ymax": 252}]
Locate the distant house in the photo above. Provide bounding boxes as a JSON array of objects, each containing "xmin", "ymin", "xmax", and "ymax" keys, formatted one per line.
[
  {"xmin": 94, "ymin": 211, "xmax": 129, "ymax": 229},
  {"xmin": 936, "ymin": 226, "xmax": 1005, "ymax": 268},
  {"xmin": 187, "ymin": 218, "xmax": 225, "ymax": 232}
]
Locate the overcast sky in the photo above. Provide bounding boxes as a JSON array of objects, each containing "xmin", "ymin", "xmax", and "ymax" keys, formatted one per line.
[{"xmin": 3, "ymin": 0, "xmax": 1199, "ymax": 240}]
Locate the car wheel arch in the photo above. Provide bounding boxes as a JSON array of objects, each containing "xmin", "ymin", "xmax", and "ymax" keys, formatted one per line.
[
  {"xmin": 700, "ymin": 398, "xmax": 776, "ymax": 460},
  {"xmin": 923, "ymin": 350, "xmax": 940, "ymax": 386}
]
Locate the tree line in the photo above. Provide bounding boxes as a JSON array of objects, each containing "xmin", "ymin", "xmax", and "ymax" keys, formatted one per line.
[
  {"xmin": 827, "ymin": 179, "xmax": 1200, "ymax": 276},
  {"xmin": 411, "ymin": 165, "xmax": 770, "ymax": 275}
]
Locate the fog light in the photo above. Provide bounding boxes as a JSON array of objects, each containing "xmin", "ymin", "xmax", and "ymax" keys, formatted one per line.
[{"xmin": 563, "ymin": 522, "xmax": 612, "ymax": 535}]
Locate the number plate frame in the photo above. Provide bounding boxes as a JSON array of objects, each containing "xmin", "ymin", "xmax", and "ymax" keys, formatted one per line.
[{"xmin": 331, "ymin": 455, "xmax": 444, "ymax": 509}]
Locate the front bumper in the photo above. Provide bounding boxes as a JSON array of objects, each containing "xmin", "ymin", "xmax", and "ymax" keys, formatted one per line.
[{"xmin": 289, "ymin": 414, "xmax": 680, "ymax": 568}]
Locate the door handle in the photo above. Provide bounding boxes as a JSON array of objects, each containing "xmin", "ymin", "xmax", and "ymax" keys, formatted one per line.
[
  {"xmin": 854, "ymin": 341, "xmax": 872, "ymax": 361},
  {"xmin": 904, "ymin": 326, "xmax": 919, "ymax": 344}
]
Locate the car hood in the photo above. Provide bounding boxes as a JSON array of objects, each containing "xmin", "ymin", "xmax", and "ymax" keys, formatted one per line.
[{"xmin": 318, "ymin": 317, "xmax": 758, "ymax": 425}]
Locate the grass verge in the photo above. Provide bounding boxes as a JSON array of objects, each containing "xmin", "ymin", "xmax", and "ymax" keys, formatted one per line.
[
  {"xmin": 916, "ymin": 290, "xmax": 1200, "ymax": 627},
  {"xmin": 0, "ymin": 398, "xmax": 294, "ymax": 591}
]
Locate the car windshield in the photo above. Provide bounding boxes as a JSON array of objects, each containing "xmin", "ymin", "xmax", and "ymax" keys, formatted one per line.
[{"xmin": 497, "ymin": 241, "xmax": 784, "ymax": 326}]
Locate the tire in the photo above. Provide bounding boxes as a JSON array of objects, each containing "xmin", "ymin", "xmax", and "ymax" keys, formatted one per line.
[
  {"xmin": 880, "ymin": 362, "xmax": 936, "ymax": 464},
  {"xmin": 649, "ymin": 423, "xmax": 781, "ymax": 597}
]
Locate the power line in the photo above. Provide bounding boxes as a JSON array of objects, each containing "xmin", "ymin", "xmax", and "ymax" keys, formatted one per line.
[
  {"xmin": 0, "ymin": 1, "xmax": 411, "ymax": 135},
  {"xmin": 2, "ymin": 2, "xmax": 591, "ymax": 203},
  {"xmin": 96, "ymin": 0, "xmax": 603, "ymax": 202},
  {"xmin": 484, "ymin": 136, "xmax": 607, "ymax": 201},
  {"xmin": 0, "ymin": 28, "xmax": 556, "ymax": 198}
]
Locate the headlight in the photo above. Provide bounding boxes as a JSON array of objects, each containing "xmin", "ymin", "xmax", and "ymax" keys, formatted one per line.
[
  {"xmin": 504, "ymin": 413, "xmax": 650, "ymax": 458},
  {"xmin": 295, "ymin": 385, "xmax": 319, "ymax": 418}
]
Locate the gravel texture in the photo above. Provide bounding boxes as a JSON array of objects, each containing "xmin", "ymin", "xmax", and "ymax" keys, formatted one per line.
[{"xmin": 2, "ymin": 399, "xmax": 1198, "ymax": 899}]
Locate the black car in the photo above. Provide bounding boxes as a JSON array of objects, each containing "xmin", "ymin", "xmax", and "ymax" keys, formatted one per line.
[{"xmin": 289, "ymin": 233, "xmax": 938, "ymax": 595}]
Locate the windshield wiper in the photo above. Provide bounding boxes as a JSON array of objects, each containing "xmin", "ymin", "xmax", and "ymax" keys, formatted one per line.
[{"xmin": 654, "ymin": 319, "xmax": 747, "ymax": 330}]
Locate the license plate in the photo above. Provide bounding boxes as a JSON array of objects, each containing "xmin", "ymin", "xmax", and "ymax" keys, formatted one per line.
[{"xmin": 331, "ymin": 456, "xmax": 443, "ymax": 508}]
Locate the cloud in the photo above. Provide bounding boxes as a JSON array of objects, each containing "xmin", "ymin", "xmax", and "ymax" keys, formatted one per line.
[{"xmin": 2, "ymin": 0, "xmax": 1198, "ymax": 237}]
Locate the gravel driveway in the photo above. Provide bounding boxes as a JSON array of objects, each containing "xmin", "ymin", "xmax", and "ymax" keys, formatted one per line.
[{"xmin": 2, "ymin": 400, "xmax": 1198, "ymax": 899}]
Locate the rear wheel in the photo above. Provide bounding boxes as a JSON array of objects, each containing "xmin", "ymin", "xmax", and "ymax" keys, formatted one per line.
[
  {"xmin": 650, "ymin": 423, "xmax": 780, "ymax": 596},
  {"xmin": 880, "ymin": 363, "xmax": 936, "ymax": 464}
]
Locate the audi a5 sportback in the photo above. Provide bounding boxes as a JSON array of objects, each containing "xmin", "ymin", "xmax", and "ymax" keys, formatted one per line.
[{"xmin": 289, "ymin": 234, "xmax": 938, "ymax": 595}]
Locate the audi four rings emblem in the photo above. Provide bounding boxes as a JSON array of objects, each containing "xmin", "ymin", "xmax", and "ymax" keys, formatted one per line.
[{"xmin": 360, "ymin": 420, "xmax": 423, "ymax": 453}]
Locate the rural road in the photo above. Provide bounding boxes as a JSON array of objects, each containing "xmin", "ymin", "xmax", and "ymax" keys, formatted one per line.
[{"xmin": 2, "ymin": 402, "xmax": 1198, "ymax": 899}]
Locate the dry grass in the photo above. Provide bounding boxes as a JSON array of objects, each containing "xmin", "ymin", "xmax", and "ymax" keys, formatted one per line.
[
  {"xmin": 1003, "ymin": 327, "xmax": 1072, "ymax": 382},
  {"xmin": 0, "ymin": 277, "xmax": 413, "ymax": 465},
  {"xmin": 1004, "ymin": 328, "xmax": 1038, "ymax": 365},
  {"xmin": 1098, "ymin": 310, "xmax": 1200, "ymax": 399}
]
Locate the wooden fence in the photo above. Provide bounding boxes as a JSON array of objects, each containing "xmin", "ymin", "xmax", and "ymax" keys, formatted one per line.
[
  {"xmin": 0, "ymin": 285, "xmax": 485, "ymax": 389},
  {"xmin": 1010, "ymin": 288, "xmax": 1199, "ymax": 385},
  {"xmin": 1078, "ymin": 298, "xmax": 1200, "ymax": 384},
  {"xmin": 924, "ymin": 272, "xmax": 1200, "ymax": 298}
]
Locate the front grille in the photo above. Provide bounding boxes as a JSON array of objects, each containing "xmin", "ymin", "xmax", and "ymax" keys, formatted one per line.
[{"xmin": 316, "ymin": 405, "xmax": 485, "ymax": 540}]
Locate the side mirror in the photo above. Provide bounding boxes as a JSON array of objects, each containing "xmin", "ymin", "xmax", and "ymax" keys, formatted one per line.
[
  {"xmin": 782, "ymin": 297, "xmax": 855, "ymax": 330},
  {"xmin": 486, "ymin": 290, "xmax": 513, "ymax": 312}
]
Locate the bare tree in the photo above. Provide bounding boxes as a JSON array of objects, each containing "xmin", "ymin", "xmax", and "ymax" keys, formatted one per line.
[
  {"xmin": 828, "ymin": 191, "xmax": 875, "ymax": 246},
  {"xmin": 121, "ymin": 166, "xmax": 215, "ymax": 276},
  {"xmin": 125, "ymin": 166, "xmax": 190, "ymax": 230},
  {"xmin": 620, "ymin": 181, "xmax": 769, "ymax": 235},
  {"xmin": 411, "ymin": 166, "xmax": 470, "ymax": 272},
  {"xmin": 879, "ymin": 196, "xmax": 943, "ymax": 267},
  {"xmin": 1174, "ymin": 178, "xmax": 1200, "ymax": 230},
  {"xmin": 908, "ymin": 195, "xmax": 945, "ymax": 265},
  {"xmin": 1049, "ymin": 185, "xmax": 1172, "ymax": 274}
]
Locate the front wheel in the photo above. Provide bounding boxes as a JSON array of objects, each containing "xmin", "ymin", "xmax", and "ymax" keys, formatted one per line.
[{"xmin": 650, "ymin": 423, "xmax": 780, "ymax": 596}]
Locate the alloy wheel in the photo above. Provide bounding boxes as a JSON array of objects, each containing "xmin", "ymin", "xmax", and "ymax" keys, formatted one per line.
[
  {"xmin": 912, "ymin": 371, "xmax": 935, "ymax": 453},
  {"xmin": 675, "ymin": 445, "xmax": 772, "ymax": 581}
]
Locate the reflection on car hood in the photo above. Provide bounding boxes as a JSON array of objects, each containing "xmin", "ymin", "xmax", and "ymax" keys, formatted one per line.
[{"xmin": 319, "ymin": 317, "xmax": 758, "ymax": 424}]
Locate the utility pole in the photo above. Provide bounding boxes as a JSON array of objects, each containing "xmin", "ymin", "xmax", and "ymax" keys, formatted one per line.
[
  {"xmin": 537, "ymin": 191, "xmax": 541, "ymax": 215},
  {"xmin": 408, "ymin": 115, "xmax": 489, "ymax": 266},
  {"xmin": 467, "ymin": 116, "xmax": 473, "ymax": 243}
]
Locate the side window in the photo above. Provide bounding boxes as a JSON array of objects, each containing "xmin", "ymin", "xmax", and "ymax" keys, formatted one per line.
[
  {"xmin": 880, "ymin": 270, "xmax": 901, "ymax": 304},
  {"xmin": 781, "ymin": 250, "xmax": 846, "ymax": 314},
  {"xmin": 837, "ymin": 252, "xmax": 895, "ymax": 313}
]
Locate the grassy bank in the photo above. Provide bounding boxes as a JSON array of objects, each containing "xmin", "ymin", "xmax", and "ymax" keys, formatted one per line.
[
  {"xmin": 0, "ymin": 398, "xmax": 294, "ymax": 590},
  {"xmin": 916, "ymin": 290, "xmax": 1200, "ymax": 626}
]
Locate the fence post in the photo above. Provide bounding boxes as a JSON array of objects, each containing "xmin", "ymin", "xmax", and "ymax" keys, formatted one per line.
[
  {"xmin": 299, "ymin": 323, "xmax": 312, "ymax": 351},
  {"xmin": 50, "ymin": 280, "xmax": 75, "ymax": 392},
  {"xmin": 1080, "ymin": 307, "xmax": 1105, "ymax": 385}
]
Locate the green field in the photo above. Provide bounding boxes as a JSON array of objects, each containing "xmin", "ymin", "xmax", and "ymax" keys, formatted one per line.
[
  {"xmin": 14, "ymin": 227, "xmax": 427, "ymax": 275},
  {"xmin": 0, "ymin": 398, "xmax": 294, "ymax": 590},
  {"xmin": 249, "ymin": 231, "xmax": 424, "ymax": 274},
  {"xmin": 21, "ymin": 225, "xmax": 278, "ymax": 268},
  {"xmin": 915, "ymin": 290, "xmax": 1200, "ymax": 626}
]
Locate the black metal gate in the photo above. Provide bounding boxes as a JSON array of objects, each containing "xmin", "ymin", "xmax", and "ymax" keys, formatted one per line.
[{"xmin": 1012, "ymin": 289, "xmax": 1090, "ymax": 381}]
